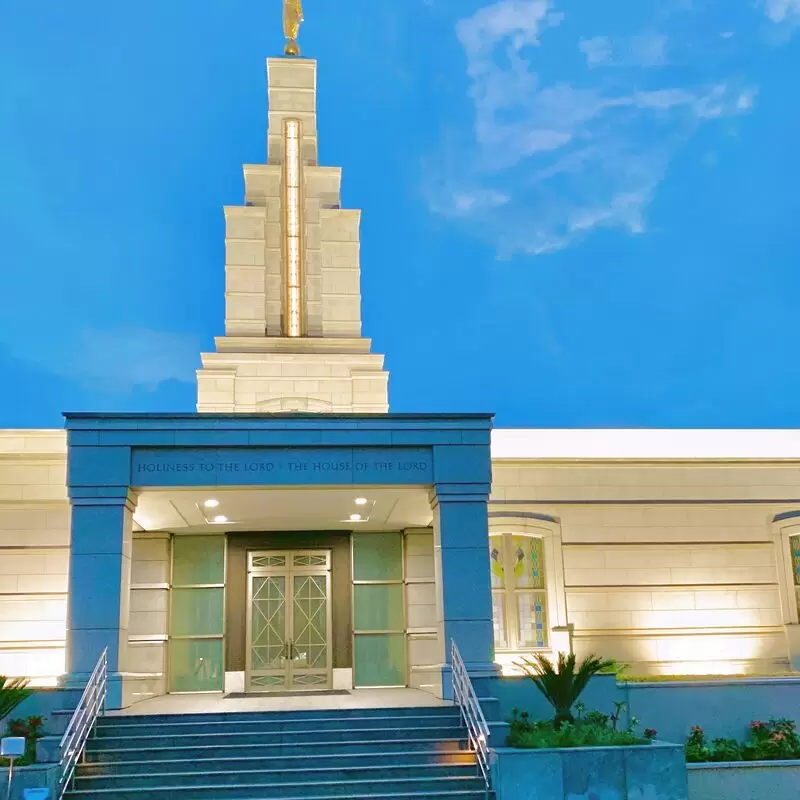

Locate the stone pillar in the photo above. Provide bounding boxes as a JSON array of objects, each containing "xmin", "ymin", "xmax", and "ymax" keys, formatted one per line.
[
  {"xmin": 432, "ymin": 484, "xmax": 498, "ymax": 699},
  {"xmin": 65, "ymin": 489, "xmax": 136, "ymax": 709}
]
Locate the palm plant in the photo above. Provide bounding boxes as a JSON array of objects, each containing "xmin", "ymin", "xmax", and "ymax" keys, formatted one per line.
[
  {"xmin": 517, "ymin": 652, "xmax": 614, "ymax": 728},
  {"xmin": 0, "ymin": 676, "xmax": 32, "ymax": 721}
]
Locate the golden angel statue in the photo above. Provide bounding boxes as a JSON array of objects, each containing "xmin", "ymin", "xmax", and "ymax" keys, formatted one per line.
[{"xmin": 283, "ymin": 0, "xmax": 304, "ymax": 56}]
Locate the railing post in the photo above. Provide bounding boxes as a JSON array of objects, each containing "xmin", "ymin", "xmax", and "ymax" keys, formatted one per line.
[
  {"xmin": 451, "ymin": 639, "xmax": 491, "ymax": 793},
  {"xmin": 58, "ymin": 648, "xmax": 108, "ymax": 799}
]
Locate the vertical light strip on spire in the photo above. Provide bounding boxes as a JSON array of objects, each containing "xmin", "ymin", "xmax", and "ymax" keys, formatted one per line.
[{"xmin": 283, "ymin": 118, "xmax": 304, "ymax": 337}]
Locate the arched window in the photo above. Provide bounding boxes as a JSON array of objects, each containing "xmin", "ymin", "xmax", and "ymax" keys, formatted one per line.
[{"xmin": 490, "ymin": 533, "xmax": 548, "ymax": 652}]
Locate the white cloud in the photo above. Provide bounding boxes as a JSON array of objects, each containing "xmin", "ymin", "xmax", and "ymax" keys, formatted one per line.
[
  {"xmin": 580, "ymin": 36, "xmax": 612, "ymax": 67},
  {"xmin": 764, "ymin": 0, "xmax": 800, "ymax": 22},
  {"xmin": 426, "ymin": 0, "xmax": 756, "ymax": 257},
  {"xmin": 629, "ymin": 33, "xmax": 668, "ymax": 66}
]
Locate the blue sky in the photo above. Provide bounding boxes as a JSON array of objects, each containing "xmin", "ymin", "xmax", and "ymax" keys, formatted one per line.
[{"xmin": 1, "ymin": 0, "xmax": 799, "ymax": 428}]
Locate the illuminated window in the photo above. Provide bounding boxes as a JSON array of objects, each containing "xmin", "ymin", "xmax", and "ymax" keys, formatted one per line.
[
  {"xmin": 791, "ymin": 534, "xmax": 800, "ymax": 617},
  {"xmin": 490, "ymin": 534, "xmax": 548, "ymax": 651}
]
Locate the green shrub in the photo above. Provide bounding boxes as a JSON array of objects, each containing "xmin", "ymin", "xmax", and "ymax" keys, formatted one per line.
[
  {"xmin": 686, "ymin": 720, "xmax": 800, "ymax": 763},
  {"xmin": 0, "ymin": 715, "xmax": 45, "ymax": 767},
  {"xmin": 0, "ymin": 676, "xmax": 32, "ymax": 720},
  {"xmin": 507, "ymin": 704, "xmax": 652, "ymax": 749},
  {"xmin": 516, "ymin": 652, "xmax": 615, "ymax": 728}
]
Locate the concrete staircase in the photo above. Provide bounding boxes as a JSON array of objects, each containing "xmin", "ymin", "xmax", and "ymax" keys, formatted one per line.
[{"xmin": 62, "ymin": 705, "xmax": 491, "ymax": 800}]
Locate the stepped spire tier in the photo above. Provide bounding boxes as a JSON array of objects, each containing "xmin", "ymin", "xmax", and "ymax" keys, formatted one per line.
[{"xmin": 197, "ymin": 58, "xmax": 389, "ymax": 413}]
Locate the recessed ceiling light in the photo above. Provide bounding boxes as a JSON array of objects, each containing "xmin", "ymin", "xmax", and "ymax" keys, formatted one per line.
[
  {"xmin": 349, "ymin": 513, "xmax": 363, "ymax": 522},
  {"xmin": 354, "ymin": 498, "xmax": 368, "ymax": 506},
  {"xmin": 204, "ymin": 499, "xmax": 220, "ymax": 508},
  {"xmin": 213, "ymin": 515, "xmax": 228, "ymax": 524}
]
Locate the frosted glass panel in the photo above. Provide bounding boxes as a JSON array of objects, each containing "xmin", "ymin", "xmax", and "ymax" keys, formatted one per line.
[
  {"xmin": 492, "ymin": 591, "xmax": 507, "ymax": 649},
  {"xmin": 171, "ymin": 588, "xmax": 224, "ymax": 637},
  {"xmin": 169, "ymin": 638, "xmax": 223, "ymax": 692},
  {"xmin": 517, "ymin": 592, "xmax": 548, "ymax": 648},
  {"xmin": 173, "ymin": 536, "xmax": 225, "ymax": 585},
  {"xmin": 354, "ymin": 584, "xmax": 404, "ymax": 631},
  {"xmin": 354, "ymin": 634, "xmax": 406, "ymax": 687},
  {"xmin": 352, "ymin": 533, "xmax": 403, "ymax": 581}
]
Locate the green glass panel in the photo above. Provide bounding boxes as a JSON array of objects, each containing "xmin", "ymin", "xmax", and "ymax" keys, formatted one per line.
[
  {"xmin": 171, "ymin": 588, "xmax": 224, "ymax": 636},
  {"xmin": 353, "ymin": 584, "xmax": 404, "ymax": 631},
  {"xmin": 354, "ymin": 634, "xmax": 406, "ymax": 687},
  {"xmin": 169, "ymin": 638, "xmax": 223, "ymax": 692},
  {"xmin": 293, "ymin": 575, "xmax": 328, "ymax": 668},
  {"xmin": 172, "ymin": 536, "xmax": 225, "ymax": 585},
  {"xmin": 352, "ymin": 533, "xmax": 403, "ymax": 581}
]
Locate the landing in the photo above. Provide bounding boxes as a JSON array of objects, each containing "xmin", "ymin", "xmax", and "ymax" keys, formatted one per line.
[{"xmin": 110, "ymin": 687, "xmax": 448, "ymax": 717}]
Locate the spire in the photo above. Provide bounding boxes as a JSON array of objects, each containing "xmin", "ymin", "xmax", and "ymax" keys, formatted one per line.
[{"xmin": 195, "ymin": 57, "xmax": 390, "ymax": 414}]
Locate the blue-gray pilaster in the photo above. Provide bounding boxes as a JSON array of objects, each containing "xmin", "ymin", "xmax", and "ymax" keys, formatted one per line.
[
  {"xmin": 432, "ymin": 442, "xmax": 498, "ymax": 698},
  {"xmin": 65, "ymin": 445, "xmax": 136, "ymax": 709}
]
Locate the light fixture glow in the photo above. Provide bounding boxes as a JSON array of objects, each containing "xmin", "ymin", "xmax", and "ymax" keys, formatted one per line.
[
  {"xmin": 349, "ymin": 513, "xmax": 363, "ymax": 522},
  {"xmin": 213, "ymin": 515, "xmax": 228, "ymax": 524},
  {"xmin": 354, "ymin": 497, "xmax": 368, "ymax": 506},
  {"xmin": 204, "ymin": 499, "xmax": 220, "ymax": 508},
  {"xmin": 283, "ymin": 119, "xmax": 304, "ymax": 337}
]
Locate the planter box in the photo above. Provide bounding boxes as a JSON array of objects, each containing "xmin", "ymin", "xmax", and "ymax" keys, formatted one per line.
[
  {"xmin": 491, "ymin": 742, "xmax": 688, "ymax": 800},
  {"xmin": 688, "ymin": 760, "xmax": 800, "ymax": 800}
]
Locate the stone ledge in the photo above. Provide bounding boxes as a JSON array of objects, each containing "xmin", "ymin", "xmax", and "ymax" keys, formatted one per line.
[
  {"xmin": 687, "ymin": 759, "xmax": 800, "ymax": 800},
  {"xmin": 491, "ymin": 741, "xmax": 688, "ymax": 800}
]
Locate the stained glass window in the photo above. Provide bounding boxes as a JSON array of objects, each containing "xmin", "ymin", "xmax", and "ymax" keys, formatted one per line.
[
  {"xmin": 791, "ymin": 535, "xmax": 800, "ymax": 619},
  {"xmin": 792, "ymin": 535, "xmax": 800, "ymax": 586},
  {"xmin": 490, "ymin": 534, "xmax": 548, "ymax": 652}
]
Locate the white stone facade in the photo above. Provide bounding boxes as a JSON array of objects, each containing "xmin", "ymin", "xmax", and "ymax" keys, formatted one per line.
[
  {"xmin": 0, "ymin": 430, "xmax": 69, "ymax": 681},
  {"xmin": 197, "ymin": 58, "xmax": 388, "ymax": 414},
  {"xmin": 4, "ymin": 429, "xmax": 800, "ymax": 683}
]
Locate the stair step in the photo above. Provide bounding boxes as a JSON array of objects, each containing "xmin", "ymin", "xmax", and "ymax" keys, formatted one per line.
[
  {"xmin": 73, "ymin": 763, "xmax": 479, "ymax": 790},
  {"xmin": 101, "ymin": 705, "xmax": 458, "ymax": 725},
  {"xmin": 95, "ymin": 713, "xmax": 458, "ymax": 736},
  {"xmin": 86, "ymin": 726, "xmax": 466, "ymax": 751},
  {"xmin": 63, "ymin": 775, "xmax": 487, "ymax": 799},
  {"xmin": 84, "ymin": 736, "xmax": 468, "ymax": 762},
  {"xmin": 67, "ymin": 792, "xmax": 489, "ymax": 800},
  {"xmin": 77, "ymin": 749, "xmax": 475, "ymax": 776}
]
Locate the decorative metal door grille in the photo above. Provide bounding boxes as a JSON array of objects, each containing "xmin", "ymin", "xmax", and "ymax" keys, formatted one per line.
[{"xmin": 246, "ymin": 550, "xmax": 332, "ymax": 691}]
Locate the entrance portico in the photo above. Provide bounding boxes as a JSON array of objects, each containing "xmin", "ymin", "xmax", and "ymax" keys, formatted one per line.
[{"xmin": 64, "ymin": 413, "xmax": 496, "ymax": 709}]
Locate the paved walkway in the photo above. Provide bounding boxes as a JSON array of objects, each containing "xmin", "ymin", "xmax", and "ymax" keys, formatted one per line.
[{"xmin": 109, "ymin": 687, "xmax": 448, "ymax": 716}]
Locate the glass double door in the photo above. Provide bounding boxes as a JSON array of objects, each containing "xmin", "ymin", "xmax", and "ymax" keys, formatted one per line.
[{"xmin": 246, "ymin": 550, "xmax": 332, "ymax": 692}]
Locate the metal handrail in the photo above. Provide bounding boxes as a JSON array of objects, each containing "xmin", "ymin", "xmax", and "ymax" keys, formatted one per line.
[
  {"xmin": 451, "ymin": 640, "xmax": 491, "ymax": 791},
  {"xmin": 58, "ymin": 648, "xmax": 108, "ymax": 798}
]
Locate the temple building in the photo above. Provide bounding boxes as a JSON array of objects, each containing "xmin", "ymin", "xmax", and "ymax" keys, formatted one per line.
[{"xmin": 1, "ymin": 56, "xmax": 800, "ymax": 709}]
